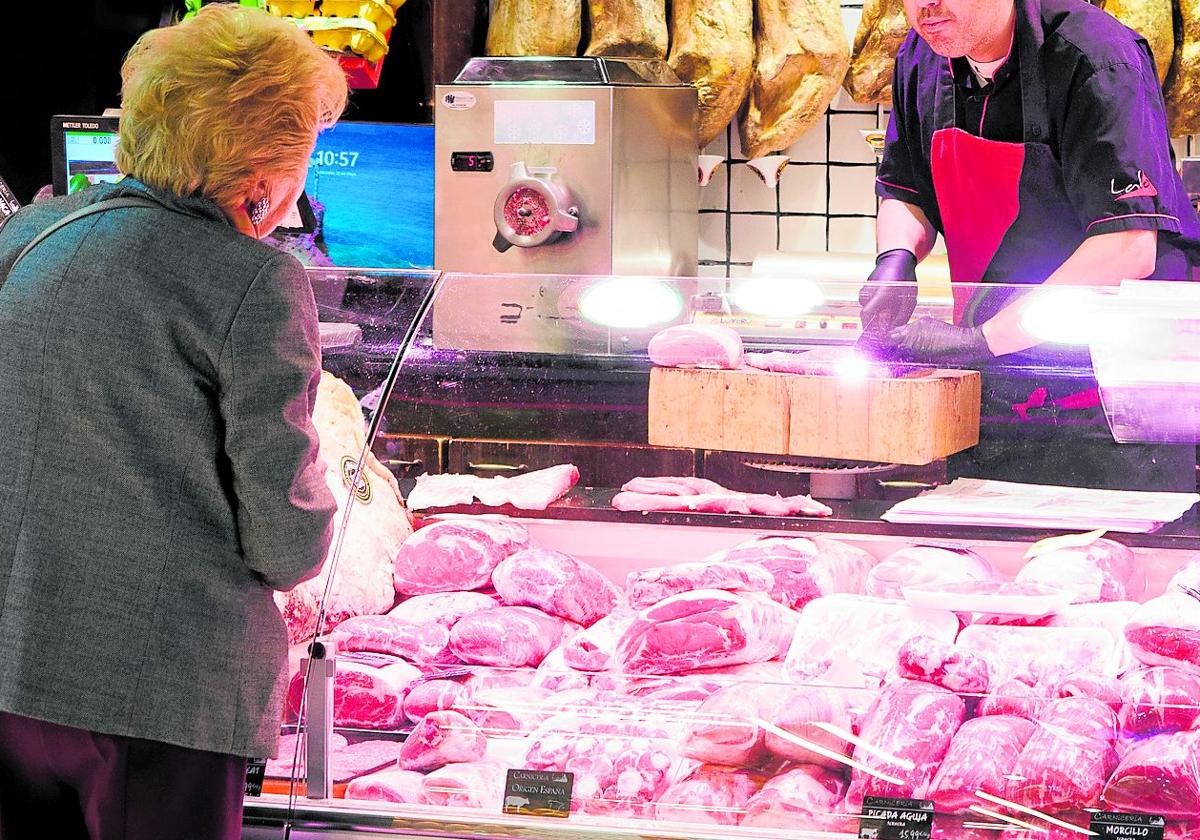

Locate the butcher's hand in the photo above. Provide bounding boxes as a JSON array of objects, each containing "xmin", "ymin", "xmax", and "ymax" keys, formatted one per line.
[
  {"xmin": 887, "ymin": 317, "xmax": 996, "ymax": 366},
  {"xmin": 859, "ymin": 249, "xmax": 919, "ymax": 331}
]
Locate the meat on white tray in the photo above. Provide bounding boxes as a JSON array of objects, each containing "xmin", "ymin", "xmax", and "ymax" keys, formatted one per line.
[
  {"xmin": 1126, "ymin": 591, "xmax": 1200, "ymax": 670},
  {"xmin": 406, "ymin": 464, "xmax": 579, "ymax": 511},
  {"xmin": 865, "ymin": 545, "xmax": 999, "ymax": 600},
  {"xmin": 1014, "ymin": 538, "xmax": 1139, "ymax": 603}
]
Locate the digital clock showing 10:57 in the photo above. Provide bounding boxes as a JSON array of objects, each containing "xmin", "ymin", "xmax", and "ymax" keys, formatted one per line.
[{"xmin": 310, "ymin": 150, "xmax": 360, "ymax": 168}]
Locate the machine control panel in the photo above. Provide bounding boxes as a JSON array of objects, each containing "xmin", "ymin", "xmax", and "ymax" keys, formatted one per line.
[{"xmin": 451, "ymin": 151, "xmax": 494, "ymax": 172}]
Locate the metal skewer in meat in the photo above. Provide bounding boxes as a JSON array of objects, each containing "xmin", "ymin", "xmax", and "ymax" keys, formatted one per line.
[
  {"xmin": 843, "ymin": 0, "xmax": 910, "ymax": 105},
  {"xmin": 740, "ymin": 0, "xmax": 852, "ymax": 158},
  {"xmin": 1164, "ymin": 0, "xmax": 1200, "ymax": 134},
  {"xmin": 668, "ymin": 0, "xmax": 755, "ymax": 148},
  {"xmin": 486, "ymin": 0, "xmax": 583, "ymax": 56},
  {"xmin": 585, "ymin": 0, "xmax": 668, "ymax": 58}
]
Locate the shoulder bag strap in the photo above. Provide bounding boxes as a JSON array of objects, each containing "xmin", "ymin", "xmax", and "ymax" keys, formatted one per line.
[{"xmin": 10, "ymin": 195, "xmax": 164, "ymax": 271}]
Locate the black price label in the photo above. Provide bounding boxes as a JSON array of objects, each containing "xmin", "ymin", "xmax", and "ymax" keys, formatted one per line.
[
  {"xmin": 244, "ymin": 758, "xmax": 267, "ymax": 797},
  {"xmin": 1090, "ymin": 811, "xmax": 1165, "ymax": 839},
  {"xmin": 503, "ymin": 769, "xmax": 573, "ymax": 819},
  {"xmin": 860, "ymin": 796, "xmax": 935, "ymax": 840},
  {"xmin": 0, "ymin": 176, "xmax": 19, "ymax": 219}
]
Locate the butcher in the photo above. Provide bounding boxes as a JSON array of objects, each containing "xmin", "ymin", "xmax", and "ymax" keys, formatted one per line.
[{"xmin": 860, "ymin": 0, "xmax": 1200, "ymax": 490}]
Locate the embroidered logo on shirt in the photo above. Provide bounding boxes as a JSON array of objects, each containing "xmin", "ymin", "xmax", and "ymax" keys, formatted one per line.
[{"xmin": 1110, "ymin": 170, "xmax": 1158, "ymax": 201}]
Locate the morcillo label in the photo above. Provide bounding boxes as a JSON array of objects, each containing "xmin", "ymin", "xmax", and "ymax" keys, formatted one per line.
[{"xmin": 1090, "ymin": 811, "xmax": 1165, "ymax": 840}]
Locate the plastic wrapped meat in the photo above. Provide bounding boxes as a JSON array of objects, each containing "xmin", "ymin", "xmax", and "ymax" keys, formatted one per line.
[
  {"xmin": 406, "ymin": 465, "xmax": 579, "ymax": 511},
  {"xmin": 1118, "ymin": 666, "xmax": 1200, "ymax": 737},
  {"xmin": 393, "ymin": 520, "xmax": 526, "ymax": 595},
  {"xmin": 285, "ymin": 653, "xmax": 420, "ymax": 730},
  {"xmin": 1168, "ymin": 558, "xmax": 1200, "ymax": 594},
  {"xmin": 782, "ymin": 595, "xmax": 959, "ymax": 687},
  {"xmin": 344, "ymin": 768, "xmax": 426, "ymax": 804},
  {"xmin": 615, "ymin": 590, "xmax": 797, "ymax": 676},
  {"xmin": 450, "ymin": 606, "xmax": 568, "ymax": 668},
  {"xmin": 647, "ymin": 324, "xmax": 743, "ymax": 369},
  {"xmin": 388, "ymin": 591, "xmax": 500, "ymax": 630},
  {"xmin": 267, "ymin": 736, "xmax": 404, "ymax": 783},
  {"xmin": 456, "ymin": 686, "xmax": 553, "ymax": 736},
  {"xmin": 1007, "ymin": 697, "xmax": 1118, "ymax": 810},
  {"xmin": 1047, "ymin": 601, "xmax": 1140, "ymax": 674},
  {"xmin": 399, "ymin": 710, "xmax": 487, "ymax": 772},
  {"xmin": 626, "ymin": 561, "xmax": 774, "ymax": 610},
  {"xmin": 266, "ymin": 732, "xmax": 349, "ymax": 777},
  {"xmin": 897, "ymin": 635, "xmax": 991, "ymax": 695},
  {"xmin": 491, "ymin": 548, "xmax": 618, "ymax": 626},
  {"xmin": 330, "ymin": 615, "xmax": 451, "ymax": 663},
  {"xmin": 421, "ymin": 761, "xmax": 507, "ymax": 808},
  {"xmin": 955, "ymin": 624, "xmax": 1119, "ymax": 685},
  {"xmin": 716, "ymin": 535, "xmax": 877, "ymax": 610},
  {"xmin": 846, "ymin": 681, "xmax": 966, "ymax": 807},
  {"xmin": 654, "ymin": 764, "xmax": 767, "ymax": 826},
  {"xmin": 1039, "ymin": 671, "xmax": 1122, "ymax": 711},
  {"xmin": 1127, "ymin": 592, "xmax": 1200, "ymax": 670},
  {"xmin": 763, "ymin": 684, "xmax": 854, "ymax": 769},
  {"xmin": 927, "ymin": 715, "xmax": 1036, "ymax": 812},
  {"xmin": 404, "ymin": 678, "xmax": 473, "ymax": 724},
  {"xmin": 562, "ymin": 610, "xmax": 637, "ymax": 672},
  {"xmin": 1103, "ymin": 731, "xmax": 1200, "ymax": 819},
  {"xmin": 740, "ymin": 765, "xmax": 849, "ymax": 831},
  {"xmin": 682, "ymin": 684, "xmax": 773, "ymax": 767},
  {"xmin": 978, "ymin": 678, "xmax": 1043, "ymax": 719},
  {"xmin": 1014, "ymin": 539, "xmax": 1139, "ymax": 603},
  {"xmin": 865, "ymin": 545, "xmax": 999, "ymax": 600}
]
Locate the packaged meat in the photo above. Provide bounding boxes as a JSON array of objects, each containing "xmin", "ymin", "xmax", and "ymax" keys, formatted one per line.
[
  {"xmin": 681, "ymin": 684, "xmax": 772, "ymax": 767},
  {"xmin": 1047, "ymin": 600, "xmax": 1140, "ymax": 673},
  {"xmin": 626, "ymin": 561, "xmax": 774, "ymax": 610},
  {"xmin": 1168, "ymin": 558, "xmax": 1200, "ymax": 594},
  {"xmin": 1118, "ymin": 666, "xmax": 1200, "ymax": 736},
  {"xmin": 404, "ymin": 677, "xmax": 473, "ymax": 724},
  {"xmin": 927, "ymin": 715, "xmax": 1036, "ymax": 812},
  {"xmin": 1127, "ymin": 591, "xmax": 1200, "ymax": 670},
  {"xmin": 846, "ymin": 680, "xmax": 966, "ymax": 807},
  {"xmin": 562, "ymin": 610, "xmax": 637, "ymax": 671},
  {"xmin": 740, "ymin": 765, "xmax": 849, "ymax": 831},
  {"xmin": 344, "ymin": 768, "xmax": 426, "ymax": 803},
  {"xmin": 762, "ymin": 684, "xmax": 854, "ymax": 769},
  {"xmin": 909, "ymin": 580, "xmax": 1073, "ymax": 616},
  {"xmin": 647, "ymin": 323, "xmax": 743, "ymax": 369},
  {"xmin": 266, "ymin": 732, "xmax": 349, "ymax": 777},
  {"xmin": 1014, "ymin": 538, "xmax": 1139, "ymax": 603},
  {"xmin": 399, "ymin": 710, "xmax": 487, "ymax": 772},
  {"xmin": 450, "ymin": 606, "xmax": 568, "ymax": 668},
  {"xmin": 421, "ymin": 761, "xmax": 508, "ymax": 809},
  {"xmin": 615, "ymin": 590, "xmax": 796, "ymax": 676},
  {"xmin": 491, "ymin": 548, "xmax": 618, "ymax": 626},
  {"xmin": 388, "ymin": 590, "xmax": 500, "ymax": 630},
  {"xmin": 653, "ymin": 764, "xmax": 767, "ymax": 826},
  {"xmin": 1007, "ymin": 696, "xmax": 1119, "ymax": 810},
  {"xmin": 268, "ymin": 736, "xmax": 404, "ymax": 783},
  {"xmin": 897, "ymin": 635, "xmax": 991, "ymax": 695},
  {"xmin": 329, "ymin": 614, "xmax": 451, "ymax": 663},
  {"xmin": 285, "ymin": 653, "xmax": 420, "ymax": 730},
  {"xmin": 1103, "ymin": 731, "xmax": 1200, "ymax": 819},
  {"xmin": 1039, "ymin": 671, "xmax": 1122, "ymax": 711},
  {"xmin": 612, "ymin": 488, "xmax": 831, "ymax": 517},
  {"xmin": 782, "ymin": 594, "xmax": 959, "ymax": 687},
  {"xmin": 406, "ymin": 465, "xmax": 579, "ymax": 511},
  {"xmin": 715, "ymin": 535, "xmax": 876, "ymax": 610},
  {"xmin": 955, "ymin": 624, "xmax": 1121, "ymax": 685},
  {"xmin": 866, "ymin": 545, "xmax": 999, "ymax": 601},
  {"xmin": 394, "ymin": 520, "xmax": 526, "ymax": 595},
  {"xmin": 457, "ymin": 686, "xmax": 553, "ymax": 736},
  {"xmin": 977, "ymin": 678, "xmax": 1043, "ymax": 719}
]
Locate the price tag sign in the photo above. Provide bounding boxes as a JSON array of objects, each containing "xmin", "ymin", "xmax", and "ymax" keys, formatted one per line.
[
  {"xmin": 502, "ymin": 769, "xmax": 573, "ymax": 819},
  {"xmin": 860, "ymin": 796, "xmax": 935, "ymax": 840},
  {"xmin": 244, "ymin": 758, "xmax": 267, "ymax": 797},
  {"xmin": 1090, "ymin": 811, "xmax": 1165, "ymax": 839},
  {"xmin": 0, "ymin": 176, "xmax": 20, "ymax": 219}
]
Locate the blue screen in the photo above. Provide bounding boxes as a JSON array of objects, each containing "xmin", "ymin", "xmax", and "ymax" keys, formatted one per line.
[{"xmin": 305, "ymin": 122, "xmax": 434, "ymax": 269}]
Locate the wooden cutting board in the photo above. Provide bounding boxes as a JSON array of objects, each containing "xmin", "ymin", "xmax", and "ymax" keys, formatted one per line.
[{"xmin": 648, "ymin": 366, "xmax": 981, "ymax": 466}]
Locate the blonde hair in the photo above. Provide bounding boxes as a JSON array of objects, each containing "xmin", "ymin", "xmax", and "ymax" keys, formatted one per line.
[{"xmin": 116, "ymin": 5, "xmax": 348, "ymax": 209}]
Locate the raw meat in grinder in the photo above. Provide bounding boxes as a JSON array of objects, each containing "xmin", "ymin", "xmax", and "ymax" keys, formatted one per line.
[
  {"xmin": 491, "ymin": 548, "xmax": 618, "ymax": 626},
  {"xmin": 926, "ymin": 715, "xmax": 1036, "ymax": 812},
  {"xmin": 267, "ymin": 736, "xmax": 404, "ymax": 783},
  {"xmin": 654, "ymin": 764, "xmax": 768, "ymax": 826},
  {"xmin": 399, "ymin": 710, "xmax": 486, "ymax": 771},
  {"xmin": 388, "ymin": 590, "xmax": 500, "ymax": 630},
  {"xmin": 450, "ymin": 606, "xmax": 569, "ymax": 667},
  {"xmin": 615, "ymin": 590, "xmax": 796, "ymax": 676},
  {"xmin": 977, "ymin": 678, "xmax": 1043, "ymax": 719},
  {"xmin": 626, "ymin": 561, "xmax": 774, "ymax": 609},
  {"xmin": 286, "ymin": 654, "xmax": 419, "ymax": 730},
  {"xmin": 740, "ymin": 765, "xmax": 849, "ymax": 831},
  {"xmin": 329, "ymin": 615, "xmax": 451, "ymax": 663},
  {"xmin": 612, "ymin": 487, "xmax": 832, "ymax": 517},
  {"xmin": 715, "ymin": 535, "xmax": 876, "ymax": 610},
  {"xmin": 344, "ymin": 768, "xmax": 426, "ymax": 804},
  {"xmin": 1118, "ymin": 666, "xmax": 1200, "ymax": 737},
  {"xmin": 562, "ymin": 610, "xmax": 637, "ymax": 671},
  {"xmin": 955, "ymin": 624, "xmax": 1120, "ymax": 685},
  {"xmin": 897, "ymin": 635, "xmax": 991, "ymax": 694},
  {"xmin": 1014, "ymin": 538, "xmax": 1139, "ymax": 603},
  {"xmin": 276, "ymin": 372, "xmax": 413, "ymax": 643},
  {"xmin": 1007, "ymin": 696, "xmax": 1118, "ymax": 810},
  {"xmin": 647, "ymin": 323, "xmax": 743, "ymax": 369},
  {"xmin": 405, "ymin": 678, "xmax": 473, "ymax": 724},
  {"xmin": 1103, "ymin": 730, "xmax": 1200, "ymax": 819},
  {"xmin": 405, "ymin": 464, "xmax": 579, "ymax": 511},
  {"xmin": 420, "ymin": 761, "xmax": 507, "ymax": 808},
  {"xmin": 846, "ymin": 680, "xmax": 965, "ymax": 807},
  {"xmin": 1127, "ymin": 591, "xmax": 1200, "ymax": 670},
  {"xmin": 865, "ymin": 545, "xmax": 999, "ymax": 600},
  {"xmin": 393, "ymin": 519, "xmax": 527, "ymax": 595}
]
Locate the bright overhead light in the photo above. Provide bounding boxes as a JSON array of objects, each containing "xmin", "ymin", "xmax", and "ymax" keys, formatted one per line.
[
  {"xmin": 732, "ymin": 277, "xmax": 824, "ymax": 318},
  {"xmin": 578, "ymin": 277, "xmax": 684, "ymax": 329},
  {"xmin": 1020, "ymin": 287, "xmax": 1111, "ymax": 346}
]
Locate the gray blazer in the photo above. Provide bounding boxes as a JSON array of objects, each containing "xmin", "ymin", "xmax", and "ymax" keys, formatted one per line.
[{"xmin": 0, "ymin": 179, "xmax": 336, "ymax": 758}]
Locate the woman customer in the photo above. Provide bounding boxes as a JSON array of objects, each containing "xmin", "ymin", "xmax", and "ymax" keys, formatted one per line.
[{"xmin": 0, "ymin": 6, "xmax": 346, "ymax": 839}]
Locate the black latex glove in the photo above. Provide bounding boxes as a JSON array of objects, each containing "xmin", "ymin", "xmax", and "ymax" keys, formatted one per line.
[
  {"xmin": 887, "ymin": 316, "xmax": 996, "ymax": 365},
  {"xmin": 859, "ymin": 248, "xmax": 919, "ymax": 332}
]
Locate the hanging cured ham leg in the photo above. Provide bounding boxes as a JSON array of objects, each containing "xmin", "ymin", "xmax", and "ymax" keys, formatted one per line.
[
  {"xmin": 668, "ymin": 0, "xmax": 755, "ymax": 147},
  {"xmin": 844, "ymin": 0, "xmax": 910, "ymax": 104},
  {"xmin": 1164, "ymin": 0, "xmax": 1200, "ymax": 134},
  {"xmin": 585, "ymin": 0, "xmax": 668, "ymax": 58},
  {"xmin": 486, "ymin": 0, "xmax": 582, "ymax": 56}
]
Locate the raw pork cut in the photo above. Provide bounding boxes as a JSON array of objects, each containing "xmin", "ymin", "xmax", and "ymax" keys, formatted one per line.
[
  {"xmin": 956, "ymin": 624, "xmax": 1119, "ymax": 685},
  {"xmin": 388, "ymin": 591, "xmax": 500, "ymax": 629},
  {"xmin": 406, "ymin": 464, "xmax": 579, "ymax": 511},
  {"xmin": 267, "ymin": 737, "xmax": 404, "ymax": 783},
  {"xmin": 763, "ymin": 686, "xmax": 854, "ymax": 768},
  {"xmin": 897, "ymin": 635, "xmax": 991, "ymax": 695},
  {"xmin": 740, "ymin": 765, "xmax": 849, "ymax": 831},
  {"xmin": 626, "ymin": 561, "xmax": 774, "ymax": 609},
  {"xmin": 330, "ymin": 615, "xmax": 451, "ymax": 663},
  {"xmin": 654, "ymin": 764, "xmax": 767, "ymax": 826},
  {"xmin": 1007, "ymin": 697, "xmax": 1118, "ymax": 810},
  {"xmin": 847, "ymin": 680, "xmax": 965, "ymax": 807},
  {"xmin": 621, "ymin": 476, "xmax": 727, "ymax": 495},
  {"xmin": 393, "ymin": 519, "xmax": 526, "ymax": 595},
  {"xmin": 865, "ymin": 545, "xmax": 999, "ymax": 600},
  {"xmin": 450, "ymin": 606, "xmax": 568, "ymax": 667},
  {"xmin": 1127, "ymin": 592, "xmax": 1200, "ymax": 670},
  {"xmin": 1040, "ymin": 671, "xmax": 1122, "ymax": 710},
  {"xmin": 491, "ymin": 548, "xmax": 618, "ymax": 626},
  {"xmin": 344, "ymin": 768, "xmax": 426, "ymax": 803},
  {"xmin": 399, "ymin": 710, "xmax": 487, "ymax": 771},
  {"xmin": 977, "ymin": 679, "xmax": 1043, "ymax": 719},
  {"xmin": 286, "ymin": 653, "xmax": 420, "ymax": 730},
  {"xmin": 615, "ymin": 590, "xmax": 796, "ymax": 675},
  {"xmin": 927, "ymin": 715, "xmax": 1036, "ymax": 812},
  {"xmin": 682, "ymin": 684, "xmax": 773, "ymax": 767},
  {"xmin": 1118, "ymin": 666, "xmax": 1200, "ymax": 736},
  {"xmin": 1047, "ymin": 601, "xmax": 1140, "ymax": 674},
  {"xmin": 421, "ymin": 761, "xmax": 507, "ymax": 808},
  {"xmin": 612, "ymin": 488, "xmax": 832, "ymax": 517},
  {"xmin": 1103, "ymin": 731, "xmax": 1200, "ymax": 819},
  {"xmin": 715, "ymin": 535, "xmax": 876, "ymax": 610},
  {"xmin": 1014, "ymin": 538, "xmax": 1139, "ymax": 603},
  {"xmin": 266, "ymin": 732, "xmax": 349, "ymax": 777},
  {"xmin": 562, "ymin": 610, "xmax": 637, "ymax": 671},
  {"xmin": 404, "ymin": 678, "xmax": 473, "ymax": 724},
  {"xmin": 1169, "ymin": 559, "xmax": 1200, "ymax": 594},
  {"xmin": 647, "ymin": 324, "xmax": 743, "ymax": 369},
  {"xmin": 457, "ymin": 686, "xmax": 553, "ymax": 736}
]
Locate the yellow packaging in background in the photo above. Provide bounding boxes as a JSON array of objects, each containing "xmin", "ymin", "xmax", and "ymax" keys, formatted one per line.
[{"xmin": 320, "ymin": 0, "xmax": 396, "ymax": 31}]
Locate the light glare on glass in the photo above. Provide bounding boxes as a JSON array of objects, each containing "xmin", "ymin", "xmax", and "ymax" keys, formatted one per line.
[{"xmin": 578, "ymin": 278, "xmax": 684, "ymax": 329}]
